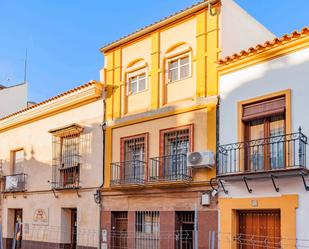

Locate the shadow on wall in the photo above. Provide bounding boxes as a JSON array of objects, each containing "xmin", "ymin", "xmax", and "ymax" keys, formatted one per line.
[
  {"xmin": 0, "ymin": 123, "xmax": 103, "ymax": 192},
  {"xmin": 220, "ymin": 50, "xmax": 309, "ymax": 140}
]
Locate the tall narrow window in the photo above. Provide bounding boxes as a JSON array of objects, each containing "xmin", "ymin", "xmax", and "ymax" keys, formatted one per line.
[
  {"xmin": 60, "ymin": 134, "xmax": 80, "ymax": 188},
  {"xmin": 119, "ymin": 134, "xmax": 147, "ymax": 184},
  {"xmin": 243, "ymin": 96, "xmax": 286, "ymax": 171},
  {"xmin": 135, "ymin": 211, "xmax": 160, "ymax": 249},
  {"xmin": 50, "ymin": 124, "xmax": 83, "ymax": 189},
  {"xmin": 167, "ymin": 55, "xmax": 190, "ymax": 83},
  {"xmin": 158, "ymin": 125, "xmax": 193, "ymax": 180},
  {"xmin": 13, "ymin": 149, "xmax": 24, "ymax": 174},
  {"xmin": 5, "ymin": 150, "xmax": 26, "ymax": 192}
]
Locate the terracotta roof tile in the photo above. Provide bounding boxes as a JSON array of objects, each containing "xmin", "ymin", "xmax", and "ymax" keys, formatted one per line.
[
  {"xmin": 0, "ymin": 80, "xmax": 99, "ymax": 121},
  {"xmin": 218, "ymin": 27, "xmax": 309, "ymax": 65}
]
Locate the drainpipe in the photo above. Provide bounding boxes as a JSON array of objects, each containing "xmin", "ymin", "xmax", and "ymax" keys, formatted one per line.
[{"xmin": 95, "ymin": 89, "xmax": 106, "ymax": 249}]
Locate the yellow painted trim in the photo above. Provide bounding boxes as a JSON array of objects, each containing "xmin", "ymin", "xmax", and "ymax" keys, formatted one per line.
[
  {"xmin": 196, "ymin": 6, "xmax": 220, "ymax": 98},
  {"xmin": 150, "ymin": 32, "xmax": 160, "ymax": 109},
  {"xmin": 218, "ymin": 35, "xmax": 309, "ymax": 75},
  {"xmin": 219, "ymin": 195, "xmax": 298, "ymax": 249},
  {"xmin": 237, "ymin": 89, "xmax": 292, "ymax": 143},
  {"xmin": 0, "ymin": 98, "xmax": 101, "ymax": 133},
  {"xmin": 126, "ymin": 58, "xmax": 146, "ymax": 69},
  {"xmin": 104, "ymin": 126, "xmax": 113, "ymax": 188},
  {"xmin": 0, "ymin": 83, "xmax": 103, "ymax": 132},
  {"xmin": 206, "ymin": 102, "xmax": 217, "ymax": 179},
  {"xmin": 109, "ymin": 102, "xmax": 217, "ymax": 129},
  {"xmin": 113, "ymin": 48, "xmax": 122, "ymax": 119},
  {"xmin": 105, "ymin": 51, "xmax": 115, "ymax": 121},
  {"xmin": 195, "ymin": 10, "xmax": 207, "ymax": 97},
  {"xmin": 206, "ymin": 8, "xmax": 220, "ymax": 96}
]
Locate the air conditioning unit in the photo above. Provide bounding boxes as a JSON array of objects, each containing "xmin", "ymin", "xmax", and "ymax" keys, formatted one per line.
[{"xmin": 187, "ymin": 151, "xmax": 215, "ymax": 169}]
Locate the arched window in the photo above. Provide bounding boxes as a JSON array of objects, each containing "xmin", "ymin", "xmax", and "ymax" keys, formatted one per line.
[
  {"xmin": 125, "ymin": 59, "xmax": 148, "ymax": 96},
  {"xmin": 165, "ymin": 43, "xmax": 192, "ymax": 83}
]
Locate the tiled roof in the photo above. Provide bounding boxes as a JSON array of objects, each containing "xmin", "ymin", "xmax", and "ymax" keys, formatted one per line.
[
  {"xmin": 218, "ymin": 27, "xmax": 309, "ymax": 65},
  {"xmin": 100, "ymin": 0, "xmax": 217, "ymax": 52},
  {"xmin": 0, "ymin": 80, "xmax": 99, "ymax": 121}
]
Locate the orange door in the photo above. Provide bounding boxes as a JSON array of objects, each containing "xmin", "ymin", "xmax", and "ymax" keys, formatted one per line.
[{"xmin": 238, "ymin": 210, "xmax": 281, "ymax": 249}]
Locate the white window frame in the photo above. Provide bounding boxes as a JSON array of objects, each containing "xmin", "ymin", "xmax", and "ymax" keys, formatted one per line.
[
  {"xmin": 166, "ymin": 53, "xmax": 191, "ymax": 84},
  {"xmin": 126, "ymin": 69, "xmax": 148, "ymax": 96}
]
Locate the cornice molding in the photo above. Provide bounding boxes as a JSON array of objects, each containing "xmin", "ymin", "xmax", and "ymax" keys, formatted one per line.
[
  {"xmin": 218, "ymin": 29, "xmax": 309, "ymax": 75},
  {"xmin": 0, "ymin": 82, "xmax": 103, "ymax": 132}
]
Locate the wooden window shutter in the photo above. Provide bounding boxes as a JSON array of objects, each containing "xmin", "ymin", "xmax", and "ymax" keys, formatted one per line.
[{"xmin": 242, "ymin": 96, "xmax": 285, "ymax": 121}]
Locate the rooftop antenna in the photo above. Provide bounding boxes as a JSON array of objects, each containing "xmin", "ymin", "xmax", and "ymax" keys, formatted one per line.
[{"xmin": 24, "ymin": 48, "xmax": 28, "ymax": 83}]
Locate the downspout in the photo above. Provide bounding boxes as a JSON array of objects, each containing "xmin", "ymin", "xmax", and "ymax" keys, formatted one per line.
[
  {"xmin": 96, "ymin": 89, "xmax": 106, "ymax": 249},
  {"xmin": 216, "ymin": 96, "xmax": 220, "ymax": 175}
]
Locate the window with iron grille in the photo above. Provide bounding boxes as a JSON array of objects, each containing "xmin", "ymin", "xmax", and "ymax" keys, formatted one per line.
[
  {"xmin": 156, "ymin": 125, "xmax": 193, "ymax": 180},
  {"xmin": 135, "ymin": 211, "xmax": 160, "ymax": 249},
  {"xmin": 59, "ymin": 134, "xmax": 80, "ymax": 188},
  {"xmin": 161, "ymin": 126, "xmax": 193, "ymax": 156},
  {"xmin": 118, "ymin": 134, "xmax": 147, "ymax": 184},
  {"xmin": 122, "ymin": 135, "xmax": 146, "ymax": 162},
  {"xmin": 51, "ymin": 125, "xmax": 83, "ymax": 189}
]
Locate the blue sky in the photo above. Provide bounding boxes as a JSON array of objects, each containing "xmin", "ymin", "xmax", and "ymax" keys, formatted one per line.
[{"xmin": 1, "ymin": 0, "xmax": 308, "ymax": 102}]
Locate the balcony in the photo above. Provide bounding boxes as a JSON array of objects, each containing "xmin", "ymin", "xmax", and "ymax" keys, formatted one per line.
[
  {"xmin": 110, "ymin": 160, "xmax": 146, "ymax": 187},
  {"xmin": 51, "ymin": 165, "xmax": 81, "ymax": 190},
  {"xmin": 2, "ymin": 173, "xmax": 27, "ymax": 193},
  {"xmin": 218, "ymin": 129, "xmax": 308, "ymax": 179},
  {"xmin": 149, "ymin": 154, "xmax": 192, "ymax": 183}
]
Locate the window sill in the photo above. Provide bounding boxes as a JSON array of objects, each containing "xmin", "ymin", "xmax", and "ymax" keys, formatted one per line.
[
  {"xmin": 127, "ymin": 89, "xmax": 149, "ymax": 97},
  {"xmin": 166, "ymin": 75, "xmax": 192, "ymax": 85}
]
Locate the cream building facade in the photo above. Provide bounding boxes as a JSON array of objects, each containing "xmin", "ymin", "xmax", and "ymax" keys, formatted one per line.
[{"xmin": 0, "ymin": 81, "xmax": 104, "ymax": 249}]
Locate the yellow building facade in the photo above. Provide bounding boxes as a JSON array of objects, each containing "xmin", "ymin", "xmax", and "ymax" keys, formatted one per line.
[{"xmin": 99, "ymin": 0, "xmax": 274, "ymax": 248}]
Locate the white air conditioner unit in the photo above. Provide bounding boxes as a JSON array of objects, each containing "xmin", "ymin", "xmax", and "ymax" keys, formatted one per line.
[{"xmin": 187, "ymin": 151, "xmax": 215, "ymax": 169}]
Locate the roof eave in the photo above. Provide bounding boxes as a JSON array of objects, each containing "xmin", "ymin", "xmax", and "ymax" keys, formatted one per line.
[{"xmin": 100, "ymin": 0, "xmax": 220, "ymax": 53}]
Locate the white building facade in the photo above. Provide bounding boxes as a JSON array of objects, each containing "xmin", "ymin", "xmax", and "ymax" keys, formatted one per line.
[
  {"xmin": 218, "ymin": 28, "xmax": 309, "ymax": 249},
  {"xmin": 0, "ymin": 83, "xmax": 28, "ymax": 118}
]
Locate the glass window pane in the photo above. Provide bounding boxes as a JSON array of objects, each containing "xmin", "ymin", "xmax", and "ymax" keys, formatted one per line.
[
  {"xmin": 138, "ymin": 74, "xmax": 146, "ymax": 91},
  {"xmin": 180, "ymin": 64, "xmax": 189, "ymax": 79},
  {"xmin": 169, "ymin": 68, "xmax": 178, "ymax": 82},
  {"xmin": 248, "ymin": 119, "xmax": 264, "ymax": 171},
  {"xmin": 269, "ymin": 115, "xmax": 285, "ymax": 169},
  {"xmin": 131, "ymin": 81, "xmax": 137, "ymax": 94},
  {"xmin": 180, "ymin": 56, "xmax": 189, "ymax": 66},
  {"xmin": 169, "ymin": 60, "xmax": 178, "ymax": 69}
]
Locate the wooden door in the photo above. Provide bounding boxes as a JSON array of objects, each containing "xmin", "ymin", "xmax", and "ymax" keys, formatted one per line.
[
  {"xmin": 111, "ymin": 212, "xmax": 128, "ymax": 249},
  {"xmin": 70, "ymin": 209, "xmax": 77, "ymax": 249},
  {"xmin": 238, "ymin": 210, "xmax": 281, "ymax": 249}
]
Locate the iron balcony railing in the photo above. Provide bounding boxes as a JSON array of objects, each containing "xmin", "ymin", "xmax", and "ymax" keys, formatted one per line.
[
  {"xmin": 110, "ymin": 160, "xmax": 146, "ymax": 186},
  {"xmin": 218, "ymin": 129, "xmax": 308, "ymax": 175},
  {"xmin": 51, "ymin": 179, "xmax": 81, "ymax": 190},
  {"xmin": 149, "ymin": 154, "xmax": 192, "ymax": 182},
  {"xmin": 51, "ymin": 164, "xmax": 81, "ymax": 190},
  {"xmin": 2, "ymin": 173, "xmax": 27, "ymax": 192}
]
